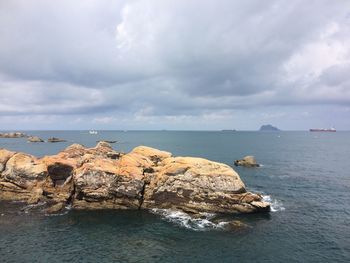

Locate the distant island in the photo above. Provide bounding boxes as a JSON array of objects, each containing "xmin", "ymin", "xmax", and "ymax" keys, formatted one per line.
[{"xmin": 259, "ymin": 124, "xmax": 280, "ymax": 131}]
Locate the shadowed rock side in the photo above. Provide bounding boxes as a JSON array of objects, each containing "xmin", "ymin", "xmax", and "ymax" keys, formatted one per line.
[{"xmin": 0, "ymin": 143, "xmax": 270, "ymax": 214}]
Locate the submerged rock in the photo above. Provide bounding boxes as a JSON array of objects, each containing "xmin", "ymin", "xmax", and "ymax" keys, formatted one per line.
[
  {"xmin": 234, "ymin": 156, "xmax": 260, "ymax": 167},
  {"xmin": 0, "ymin": 143, "xmax": 270, "ymax": 214}
]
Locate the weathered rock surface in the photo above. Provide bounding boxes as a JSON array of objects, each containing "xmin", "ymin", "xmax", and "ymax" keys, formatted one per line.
[
  {"xmin": 0, "ymin": 143, "xmax": 270, "ymax": 214},
  {"xmin": 0, "ymin": 151, "xmax": 47, "ymax": 201},
  {"xmin": 234, "ymin": 156, "xmax": 260, "ymax": 167},
  {"xmin": 0, "ymin": 149, "xmax": 16, "ymax": 172},
  {"xmin": 143, "ymin": 157, "xmax": 256, "ymax": 213},
  {"xmin": 28, "ymin": 136, "xmax": 44, "ymax": 143},
  {"xmin": 0, "ymin": 132, "xmax": 27, "ymax": 138}
]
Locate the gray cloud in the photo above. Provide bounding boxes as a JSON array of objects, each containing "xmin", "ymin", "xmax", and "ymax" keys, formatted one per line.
[{"xmin": 0, "ymin": 0, "xmax": 350, "ymax": 130}]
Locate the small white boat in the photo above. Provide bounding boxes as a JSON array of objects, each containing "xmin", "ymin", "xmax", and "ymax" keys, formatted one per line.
[{"xmin": 89, "ymin": 130, "xmax": 98, "ymax": 135}]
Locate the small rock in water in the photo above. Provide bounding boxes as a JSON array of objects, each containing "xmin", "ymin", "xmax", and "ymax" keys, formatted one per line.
[
  {"xmin": 45, "ymin": 203, "xmax": 65, "ymax": 214},
  {"xmin": 234, "ymin": 155, "xmax": 260, "ymax": 167},
  {"xmin": 47, "ymin": 137, "xmax": 66, "ymax": 143},
  {"xmin": 27, "ymin": 136, "xmax": 44, "ymax": 143},
  {"xmin": 0, "ymin": 132, "xmax": 27, "ymax": 138},
  {"xmin": 225, "ymin": 220, "xmax": 249, "ymax": 230},
  {"xmin": 97, "ymin": 140, "xmax": 117, "ymax": 144}
]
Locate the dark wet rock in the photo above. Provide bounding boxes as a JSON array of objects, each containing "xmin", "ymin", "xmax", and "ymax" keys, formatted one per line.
[
  {"xmin": 224, "ymin": 220, "xmax": 250, "ymax": 230},
  {"xmin": 47, "ymin": 137, "xmax": 66, "ymax": 143}
]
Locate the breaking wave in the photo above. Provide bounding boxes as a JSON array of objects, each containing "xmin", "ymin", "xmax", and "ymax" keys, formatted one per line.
[
  {"xmin": 262, "ymin": 195, "xmax": 285, "ymax": 212},
  {"xmin": 44, "ymin": 204, "xmax": 72, "ymax": 217},
  {"xmin": 151, "ymin": 209, "xmax": 229, "ymax": 231}
]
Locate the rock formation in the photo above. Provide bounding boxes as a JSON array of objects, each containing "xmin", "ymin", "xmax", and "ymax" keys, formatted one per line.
[
  {"xmin": 96, "ymin": 140, "xmax": 117, "ymax": 144},
  {"xmin": 0, "ymin": 143, "xmax": 270, "ymax": 214},
  {"xmin": 234, "ymin": 156, "xmax": 260, "ymax": 167},
  {"xmin": 47, "ymin": 137, "xmax": 66, "ymax": 143},
  {"xmin": 28, "ymin": 136, "xmax": 44, "ymax": 143},
  {"xmin": 0, "ymin": 132, "xmax": 27, "ymax": 138}
]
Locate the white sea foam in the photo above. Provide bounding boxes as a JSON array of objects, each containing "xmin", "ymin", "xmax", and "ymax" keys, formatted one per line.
[
  {"xmin": 151, "ymin": 208, "xmax": 229, "ymax": 231},
  {"xmin": 263, "ymin": 195, "xmax": 285, "ymax": 212},
  {"xmin": 45, "ymin": 210, "xmax": 70, "ymax": 217}
]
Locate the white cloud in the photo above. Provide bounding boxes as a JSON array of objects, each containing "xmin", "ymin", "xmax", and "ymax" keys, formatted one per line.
[
  {"xmin": 0, "ymin": 0, "xmax": 350, "ymax": 130},
  {"xmin": 93, "ymin": 116, "xmax": 117, "ymax": 124}
]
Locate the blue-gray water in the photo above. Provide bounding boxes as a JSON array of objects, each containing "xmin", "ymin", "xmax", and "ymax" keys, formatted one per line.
[{"xmin": 0, "ymin": 131, "xmax": 349, "ymax": 262}]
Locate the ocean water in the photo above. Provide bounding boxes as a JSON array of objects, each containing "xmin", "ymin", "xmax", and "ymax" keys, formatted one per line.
[{"xmin": 0, "ymin": 131, "xmax": 349, "ymax": 262}]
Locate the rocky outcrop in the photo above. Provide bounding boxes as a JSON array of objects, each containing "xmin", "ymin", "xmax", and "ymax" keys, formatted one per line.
[
  {"xmin": 143, "ymin": 156, "xmax": 267, "ymax": 214},
  {"xmin": 234, "ymin": 156, "xmax": 260, "ymax": 167},
  {"xmin": 97, "ymin": 140, "xmax": 117, "ymax": 144},
  {"xmin": 0, "ymin": 143, "xmax": 270, "ymax": 214},
  {"xmin": 0, "ymin": 132, "xmax": 27, "ymax": 138},
  {"xmin": 28, "ymin": 136, "xmax": 44, "ymax": 143},
  {"xmin": 47, "ymin": 137, "xmax": 66, "ymax": 143}
]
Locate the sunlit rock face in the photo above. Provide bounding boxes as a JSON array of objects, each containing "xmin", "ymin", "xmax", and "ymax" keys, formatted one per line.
[{"xmin": 0, "ymin": 143, "xmax": 270, "ymax": 214}]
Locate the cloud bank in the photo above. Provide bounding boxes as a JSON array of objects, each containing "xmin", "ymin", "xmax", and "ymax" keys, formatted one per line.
[{"xmin": 0, "ymin": 0, "xmax": 349, "ymax": 130}]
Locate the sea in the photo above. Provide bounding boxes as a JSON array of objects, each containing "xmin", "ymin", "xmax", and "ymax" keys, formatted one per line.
[{"xmin": 0, "ymin": 130, "xmax": 349, "ymax": 262}]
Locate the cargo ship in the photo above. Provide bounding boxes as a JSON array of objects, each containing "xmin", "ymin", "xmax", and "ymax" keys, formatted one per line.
[{"xmin": 309, "ymin": 128, "xmax": 336, "ymax": 132}]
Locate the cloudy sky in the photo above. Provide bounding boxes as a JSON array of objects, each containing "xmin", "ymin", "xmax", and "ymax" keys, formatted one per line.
[{"xmin": 0, "ymin": 0, "xmax": 350, "ymax": 130}]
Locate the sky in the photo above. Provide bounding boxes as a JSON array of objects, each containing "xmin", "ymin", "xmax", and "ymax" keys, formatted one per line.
[{"xmin": 0, "ymin": 0, "xmax": 350, "ymax": 130}]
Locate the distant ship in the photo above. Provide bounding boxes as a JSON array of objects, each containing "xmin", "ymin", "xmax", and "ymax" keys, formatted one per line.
[
  {"xmin": 89, "ymin": 130, "xmax": 98, "ymax": 135},
  {"xmin": 309, "ymin": 128, "xmax": 336, "ymax": 132}
]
